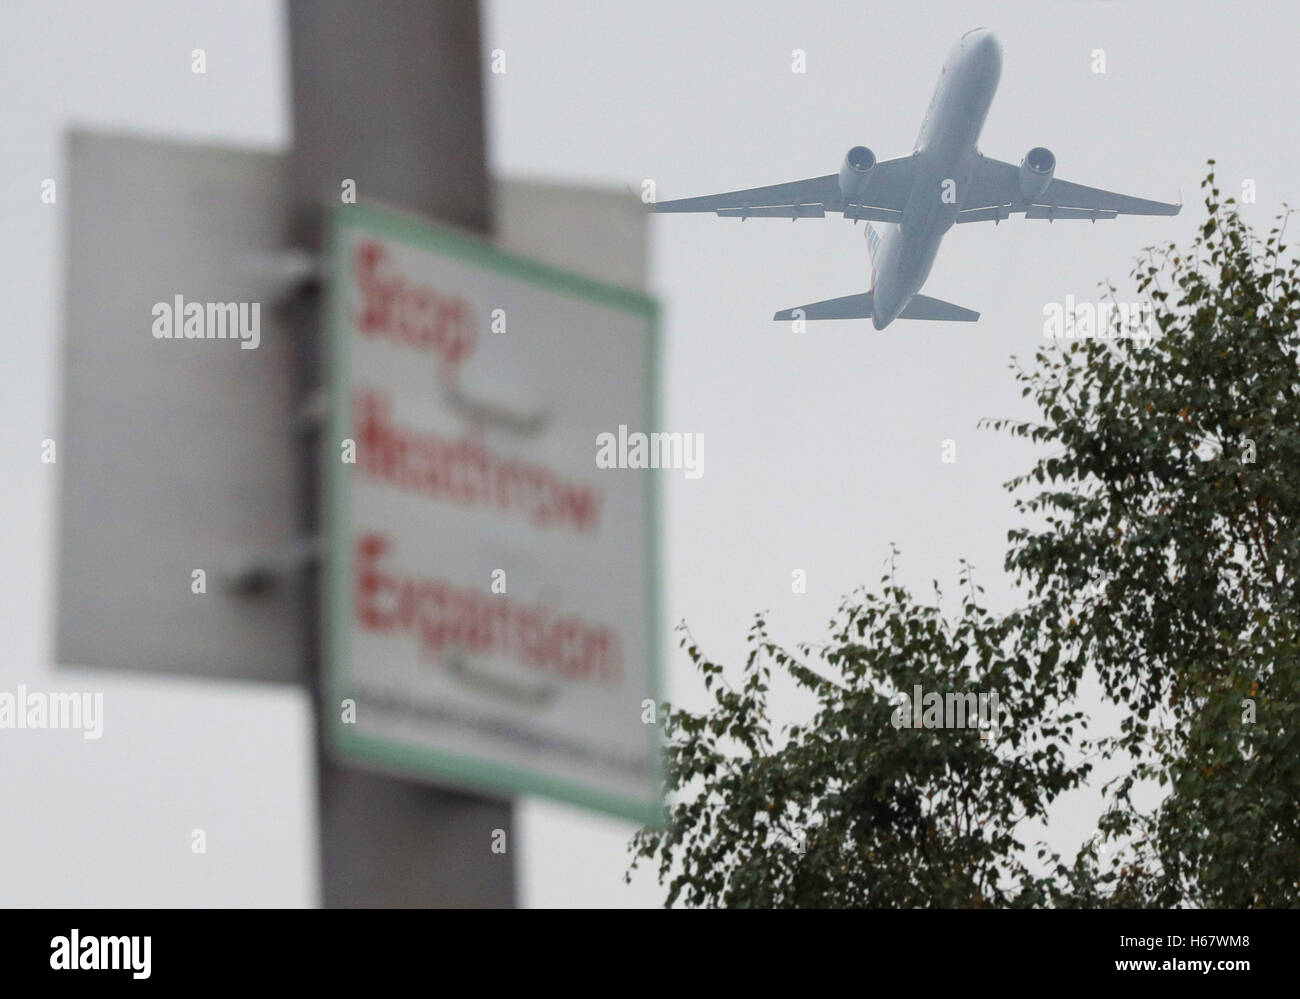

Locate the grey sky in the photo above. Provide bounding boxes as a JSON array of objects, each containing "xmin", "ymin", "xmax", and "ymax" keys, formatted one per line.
[
  {"xmin": 1, "ymin": 0, "xmax": 1294, "ymax": 907},
  {"xmin": 488, "ymin": 0, "xmax": 1296, "ymax": 904}
]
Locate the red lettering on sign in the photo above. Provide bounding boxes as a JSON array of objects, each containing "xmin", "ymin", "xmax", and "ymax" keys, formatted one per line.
[
  {"xmin": 353, "ymin": 240, "xmax": 478, "ymax": 368},
  {"xmin": 353, "ymin": 390, "xmax": 603, "ymax": 533},
  {"xmin": 355, "ymin": 533, "xmax": 624, "ymax": 684}
]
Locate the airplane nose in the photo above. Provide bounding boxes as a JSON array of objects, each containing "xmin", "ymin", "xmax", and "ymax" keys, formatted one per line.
[
  {"xmin": 955, "ymin": 28, "xmax": 1001, "ymax": 90},
  {"xmin": 972, "ymin": 29, "xmax": 1002, "ymax": 73}
]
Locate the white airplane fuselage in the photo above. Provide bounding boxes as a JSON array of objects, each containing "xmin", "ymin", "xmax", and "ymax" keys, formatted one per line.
[{"xmin": 870, "ymin": 29, "xmax": 1002, "ymax": 328}]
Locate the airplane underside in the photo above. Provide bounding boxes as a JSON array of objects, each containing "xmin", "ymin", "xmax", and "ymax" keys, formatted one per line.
[{"xmin": 648, "ymin": 28, "xmax": 1181, "ymax": 329}]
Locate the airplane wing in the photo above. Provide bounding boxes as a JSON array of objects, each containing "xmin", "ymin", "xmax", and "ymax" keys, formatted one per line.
[
  {"xmin": 957, "ymin": 155, "xmax": 1180, "ymax": 223},
  {"xmin": 648, "ymin": 155, "xmax": 916, "ymax": 221}
]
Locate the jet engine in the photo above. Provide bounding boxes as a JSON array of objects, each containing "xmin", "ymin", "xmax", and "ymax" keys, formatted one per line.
[
  {"xmin": 1018, "ymin": 146, "xmax": 1056, "ymax": 200},
  {"xmin": 838, "ymin": 145, "xmax": 876, "ymax": 203}
]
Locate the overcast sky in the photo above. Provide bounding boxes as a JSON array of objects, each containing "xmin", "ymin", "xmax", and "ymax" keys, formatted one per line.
[{"xmin": 0, "ymin": 0, "xmax": 1295, "ymax": 907}]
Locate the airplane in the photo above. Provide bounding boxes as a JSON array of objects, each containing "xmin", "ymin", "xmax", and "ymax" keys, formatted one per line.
[{"xmin": 648, "ymin": 28, "xmax": 1180, "ymax": 330}]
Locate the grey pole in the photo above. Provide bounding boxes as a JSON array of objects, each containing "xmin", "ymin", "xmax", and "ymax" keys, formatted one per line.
[{"xmin": 285, "ymin": 0, "xmax": 513, "ymax": 908}]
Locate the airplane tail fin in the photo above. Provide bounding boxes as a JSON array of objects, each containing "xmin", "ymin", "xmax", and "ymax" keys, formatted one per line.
[{"xmin": 773, "ymin": 290, "xmax": 979, "ymax": 323}]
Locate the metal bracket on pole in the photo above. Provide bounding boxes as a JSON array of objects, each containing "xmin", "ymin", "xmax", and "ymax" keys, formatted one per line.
[
  {"xmin": 295, "ymin": 387, "xmax": 330, "ymax": 433},
  {"xmin": 237, "ymin": 249, "xmax": 324, "ymax": 303},
  {"xmin": 224, "ymin": 536, "xmax": 325, "ymax": 596}
]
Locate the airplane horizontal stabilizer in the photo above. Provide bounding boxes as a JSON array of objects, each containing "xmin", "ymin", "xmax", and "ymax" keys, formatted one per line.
[
  {"xmin": 898, "ymin": 293, "xmax": 980, "ymax": 322},
  {"xmin": 772, "ymin": 291, "xmax": 979, "ymax": 322},
  {"xmin": 773, "ymin": 292, "xmax": 873, "ymax": 321}
]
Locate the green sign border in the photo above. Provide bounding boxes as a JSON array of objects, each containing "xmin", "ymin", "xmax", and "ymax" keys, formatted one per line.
[{"xmin": 324, "ymin": 201, "xmax": 664, "ymax": 826}]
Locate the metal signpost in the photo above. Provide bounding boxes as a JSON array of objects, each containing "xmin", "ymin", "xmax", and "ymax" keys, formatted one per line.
[{"xmin": 53, "ymin": 1, "xmax": 661, "ymax": 906}]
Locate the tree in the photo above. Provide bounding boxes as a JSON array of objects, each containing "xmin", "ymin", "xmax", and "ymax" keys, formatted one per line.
[{"xmin": 629, "ymin": 165, "xmax": 1300, "ymax": 907}]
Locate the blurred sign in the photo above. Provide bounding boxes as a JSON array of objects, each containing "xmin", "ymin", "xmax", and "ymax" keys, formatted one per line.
[
  {"xmin": 55, "ymin": 132, "xmax": 305, "ymax": 682},
  {"xmin": 324, "ymin": 203, "xmax": 663, "ymax": 822}
]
